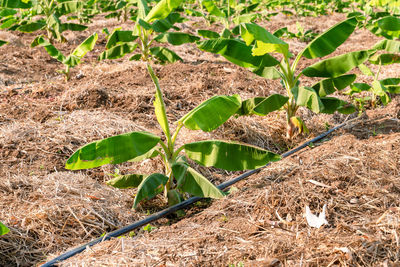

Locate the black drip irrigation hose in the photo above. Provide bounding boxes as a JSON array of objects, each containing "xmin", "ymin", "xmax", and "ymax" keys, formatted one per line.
[{"xmin": 41, "ymin": 117, "xmax": 356, "ymax": 267}]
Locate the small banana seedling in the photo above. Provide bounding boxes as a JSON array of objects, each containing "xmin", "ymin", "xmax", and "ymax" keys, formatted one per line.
[
  {"xmin": 0, "ymin": 221, "xmax": 9, "ymax": 236},
  {"xmin": 273, "ymin": 22, "xmax": 318, "ymax": 43},
  {"xmin": 198, "ymin": 17, "xmax": 369, "ymax": 138},
  {"xmin": 31, "ymin": 33, "xmax": 98, "ymax": 80},
  {"xmin": 66, "ymin": 0, "xmax": 280, "ymax": 209},
  {"xmin": 347, "ymin": 38, "xmax": 400, "ymax": 108},
  {"xmin": 201, "ymin": 0, "xmax": 260, "ymax": 29}
]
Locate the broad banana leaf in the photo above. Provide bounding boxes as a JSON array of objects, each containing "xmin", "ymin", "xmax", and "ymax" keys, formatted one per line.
[
  {"xmin": 373, "ymin": 39, "xmax": 400, "ymax": 53},
  {"xmin": 17, "ymin": 21, "xmax": 45, "ymax": 32},
  {"xmin": 184, "ymin": 141, "xmax": 280, "ymax": 171},
  {"xmin": 31, "ymin": 36, "xmax": 65, "ymax": 62},
  {"xmin": 197, "ymin": 38, "xmax": 280, "ymax": 70},
  {"xmin": 133, "ymin": 173, "xmax": 169, "ymax": 208},
  {"xmin": 172, "ymin": 163, "xmax": 224, "ymax": 198},
  {"xmin": 236, "ymin": 94, "xmax": 288, "ymax": 116},
  {"xmin": 155, "ymin": 32, "xmax": 200, "ymax": 45},
  {"xmin": 302, "ymin": 17, "xmax": 358, "ymax": 59},
  {"xmin": 312, "ymin": 74, "xmax": 356, "ymax": 97},
  {"xmin": 71, "ymin": 33, "xmax": 98, "ymax": 58},
  {"xmin": 150, "ymin": 46, "xmax": 182, "ymax": 63},
  {"xmin": 293, "ymin": 86, "xmax": 324, "ymax": 113},
  {"xmin": 99, "ymin": 43, "xmax": 138, "ymax": 60},
  {"xmin": 302, "ymin": 50, "xmax": 369, "ymax": 78},
  {"xmin": 0, "ymin": 0, "xmax": 31, "ymax": 8},
  {"xmin": 66, "ymin": 131, "xmax": 161, "ymax": 170},
  {"xmin": 202, "ymin": 0, "xmax": 225, "ymax": 17},
  {"xmin": 179, "ymin": 95, "xmax": 241, "ymax": 132},
  {"xmin": 106, "ymin": 30, "xmax": 138, "ymax": 49},
  {"xmin": 145, "ymin": 0, "xmax": 184, "ymax": 22},
  {"xmin": 320, "ymin": 97, "xmax": 355, "ymax": 114},
  {"xmin": 240, "ymin": 23, "xmax": 289, "ymax": 56},
  {"xmin": 197, "ymin": 30, "xmax": 220, "ymax": 39},
  {"xmin": 107, "ymin": 174, "xmax": 146, "ymax": 189}
]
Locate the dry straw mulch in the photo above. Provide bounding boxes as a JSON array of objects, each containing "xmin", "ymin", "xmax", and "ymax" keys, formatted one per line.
[{"xmin": 59, "ymin": 112, "xmax": 400, "ymax": 266}]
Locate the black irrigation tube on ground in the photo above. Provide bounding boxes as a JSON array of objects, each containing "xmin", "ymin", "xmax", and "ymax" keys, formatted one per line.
[{"xmin": 41, "ymin": 118, "xmax": 355, "ymax": 267}]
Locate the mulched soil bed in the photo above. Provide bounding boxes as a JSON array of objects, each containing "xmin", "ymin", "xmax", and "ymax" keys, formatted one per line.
[{"xmin": 0, "ymin": 11, "xmax": 399, "ymax": 266}]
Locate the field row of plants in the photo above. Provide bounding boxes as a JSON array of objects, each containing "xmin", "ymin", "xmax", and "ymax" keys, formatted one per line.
[{"xmin": 0, "ymin": 0, "xmax": 399, "ymax": 252}]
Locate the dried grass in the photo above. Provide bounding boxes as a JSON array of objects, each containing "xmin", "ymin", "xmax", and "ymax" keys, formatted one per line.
[{"xmin": 60, "ymin": 125, "xmax": 400, "ymax": 266}]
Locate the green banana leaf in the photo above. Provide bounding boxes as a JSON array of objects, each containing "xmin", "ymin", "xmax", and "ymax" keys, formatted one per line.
[
  {"xmin": 0, "ymin": 0, "xmax": 31, "ymax": 8},
  {"xmin": 240, "ymin": 23, "xmax": 289, "ymax": 56},
  {"xmin": 293, "ymin": 86, "xmax": 324, "ymax": 113},
  {"xmin": 202, "ymin": 0, "xmax": 225, "ymax": 17},
  {"xmin": 253, "ymin": 66, "xmax": 281, "ymax": 79},
  {"xmin": 373, "ymin": 39, "xmax": 400, "ymax": 53},
  {"xmin": 0, "ymin": 40, "xmax": 6, "ymax": 47},
  {"xmin": 1, "ymin": 18, "xmax": 17, "ymax": 29},
  {"xmin": 233, "ymin": 13, "xmax": 258, "ymax": 24},
  {"xmin": 349, "ymin": 83, "xmax": 372, "ymax": 94},
  {"xmin": 197, "ymin": 30, "xmax": 220, "ymax": 39},
  {"xmin": 302, "ymin": 17, "xmax": 357, "ymax": 59},
  {"xmin": 369, "ymin": 53, "xmax": 400, "ymax": 65},
  {"xmin": 99, "ymin": 43, "xmax": 138, "ymax": 60},
  {"xmin": 155, "ymin": 32, "xmax": 200, "ymax": 45},
  {"xmin": 197, "ymin": 38, "xmax": 279, "ymax": 70},
  {"xmin": 58, "ymin": 1, "xmax": 82, "ymax": 14},
  {"xmin": 372, "ymin": 80, "xmax": 390, "ymax": 105},
  {"xmin": 107, "ymin": 174, "xmax": 146, "ymax": 189},
  {"xmin": 60, "ymin": 23, "xmax": 88, "ymax": 33},
  {"xmin": 0, "ymin": 221, "xmax": 9, "ymax": 235},
  {"xmin": 358, "ymin": 63, "xmax": 374, "ymax": 76},
  {"xmin": 106, "ymin": 30, "xmax": 138, "ymax": 49},
  {"xmin": 150, "ymin": 46, "xmax": 182, "ymax": 63},
  {"xmin": 71, "ymin": 33, "xmax": 98, "ymax": 58},
  {"xmin": 31, "ymin": 36, "xmax": 65, "ymax": 62},
  {"xmin": 179, "ymin": 95, "xmax": 241, "ymax": 132},
  {"xmin": 66, "ymin": 131, "xmax": 161, "ymax": 170},
  {"xmin": 236, "ymin": 94, "xmax": 289, "ymax": 116},
  {"xmin": 167, "ymin": 189, "xmax": 183, "ymax": 207},
  {"xmin": 17, "ymin": 21, "xmax": 45, "ymax": 32},
  {"xmin": 0, "ymin": 8, "xmax": 17, "ymax": 17},
  {"xmin": 377, "ymin": 16, "xmax": 400, "ymax": 32},
  {"xmin": 137, "ymin": 0, "xmax": 150, "ymax": 20},
  {"xmin": 184, "ymin": 141, "xmax": 280, "ymax": 171},
  {"xmin": 380, "ymin": 77, "xmax": 400, "ymax": 86},
  {"xmin": 133, "ymin": 173, "xmax": 169, "ymax": 208},
  {"xmin": 320, "ymin": 97, "xmax": 355, "ymax": 114},
  {"xmin": 144, "ymin": 0, "xmax": 183, "ymax": 22},
  {"xmin": 302, "ymin": 50, "xmax": 369, "ymax": 78},
  {"xmin": 312, "ymin": 74, "xmax": 356, "ymax": 97},
  {"xmin": 172, "ymin": 163, "xmax": 224, "ymax": 198},
  {"xmin": 152, "ymin": 12, "xmax": 183, "ymax": 32}
]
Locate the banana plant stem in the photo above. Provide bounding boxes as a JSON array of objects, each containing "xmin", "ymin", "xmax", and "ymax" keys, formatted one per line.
[{"xmin": 146, "ymin": 63, "xmax": 173, "ymax": 154}]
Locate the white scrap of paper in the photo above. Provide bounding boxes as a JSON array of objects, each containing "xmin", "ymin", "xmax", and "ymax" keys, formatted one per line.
[{"xmin": 305, "ymin": 204, "xmax": 328, "ymax": 228}]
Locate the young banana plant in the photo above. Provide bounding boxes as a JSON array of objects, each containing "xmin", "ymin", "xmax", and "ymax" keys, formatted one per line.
[
  {"xmin": 31, "ymin": 33, "xmax": 98, "ymax": 80},
  {"xmin": 66, "ymin": 0, "xmax": 281, "ymax": 209},
  {"xmin": 198, "ymin": 17, "xmax": 368, "ymax": 138},
  {"xmin": 347, "ymin": 38, "xmax": 400, "ymax": 108}
]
